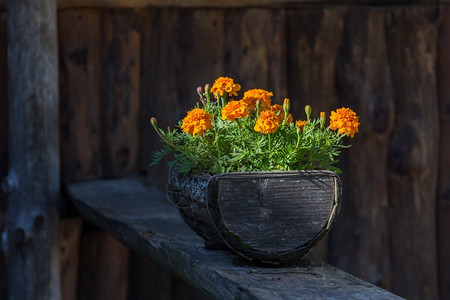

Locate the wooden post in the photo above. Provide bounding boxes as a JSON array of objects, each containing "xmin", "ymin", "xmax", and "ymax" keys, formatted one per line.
[{"xmin": 2, "ymin": 0, "xmax": 61, "ymax": 299}]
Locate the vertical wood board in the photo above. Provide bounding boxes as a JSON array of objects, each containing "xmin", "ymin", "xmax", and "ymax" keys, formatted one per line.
[
  {"xmin": 223, "ymin": 8, "xmax": 288, "ymax": 100},
  {"xmin": 101, "ymin": 10, "xmax": 141, "ymax": 177},
  {"xmin": 287, "ymin": 8, "xmax": 344, "ymax": 119},
  {"xmin": 176, "ymin": 9, "xmax": 225, "ymax": 108},
  {"xmin": 139, "ymin": 8, "xmax": 179, "ymax": 190},
  {"xmin": 0, "ymin": 13, "xmax": 6, "ymax": 298},
  {"xmin": 385, "ymin": 6, "xmax": 439, "ymax": 299},
  {"xmin": 437, "ymin": 6, "xmax": 450, "ymax": 300},
  {"xmin": 59, "ymin": 9, "xmax": 103, "ymax": 181},
  {"xmin": 59, "ymin": 217, "xmax": 83, "ymax": 300},
  {"xmin": 329, "ymin": 7, "xmax": 394, "ymax": 291},
  {"xmin": 5, "ymin": 0, "xmax": 61, "ymax": 299},
  {"xmin": 78, "ymin": 231, "xmax": 129, "ymax": 300}
]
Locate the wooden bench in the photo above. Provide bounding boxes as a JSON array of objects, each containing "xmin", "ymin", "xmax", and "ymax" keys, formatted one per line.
[{"xmin": 67, "ymin": 177, "xmax": 404, "ymax": 299}]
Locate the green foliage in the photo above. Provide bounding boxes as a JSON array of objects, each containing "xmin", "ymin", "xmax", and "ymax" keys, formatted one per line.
[{"xmin": 150, "ymin": 89, "xmax": 352, "ymax": 175}]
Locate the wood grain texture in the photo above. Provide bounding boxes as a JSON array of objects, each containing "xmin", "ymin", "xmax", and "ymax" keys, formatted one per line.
[
  {"xmin": 59, "ymin": 217, "xmax": 83, "ymax": 300},
  {"xmin": 168, "ymin": 169, "xmax": 341, "ymax": 264},
  {"xmin": 67, "ymin": 177, "xmax": 403, "ymax": 299},
  {"xmin": 176, "ymin": 9, "xmax": 225, "ymax": 112},
  {"xmin": 224, "ymin": 9, "xmax": 287, "ymax": 99},
  {"xmin": 328, "ymin": 7, "xmax": 394, "ymax": 291},
  {"xmin": 385, "ymin": 6, "xmax": 440, "ymax": 300},
  {"xmin": 207, "ymin": 171, "xmax": 341, "ymax": 263},
  {"xmin": 0, "ymin": 13, "xmax": 6, "ymax": 298},
  {"xmin": 139, "ymin": 8, "xmax": 179, "ymax": 190},
  {"xmin": 101, "ymin": 10, "xmax": 141, "ymax": 177},
  {"xmin": 59, "ymin": 9, "xmax": 102, "ymax": 181},
  {"xmin": 4, "ymin": 0, "xmax": 61, "ymax": 299},
  {"xmin": 437, "ymin": 6, "xmax": 450, "ymax": 300},
  {"xmin": 287, "ymin": 8, "xmax": 344, "ymax": 118},
  {"xmin": 1, "ymin": 0, "xmax": 449, "ymax": 9},
  {"xmin": 128, "ymin": 250, "xmax": 209, "ymax": 300},
  {"xmin": 78, "ymin": 231, "xmax": 129, "ymax": 300},
  {"xmin": 0, "ymin": 12, "xmax": 7, "ymax": 230}
]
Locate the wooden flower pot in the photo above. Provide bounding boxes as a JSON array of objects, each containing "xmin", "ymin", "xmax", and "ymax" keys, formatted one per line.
[{"xmin": 167, "ymin": 168, "xmax": 342, "ymax": 264}]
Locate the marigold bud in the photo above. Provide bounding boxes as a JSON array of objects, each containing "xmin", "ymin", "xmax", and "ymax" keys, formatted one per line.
[
  {"xmin": 305, "ymin": 105, "xmax": 312, "ymax": 121},
  {"xmin": 150, "ymin": 117, "xmax": 162, "ymax": 138},
  {"xmin": 150, "ymin": 117, "xmax": 158, "ymax": 129},
  {"xmin": 320, "ymin": 111, "xmax": 326, "ymax": 129},
  {"xmin": 283, "ymin": 98, "xmax": 290, "ymax": 115},
  {"xmin": 204, "ymin": 84, "xmax": 211, "ymax": 93},
  {"xmin": 197, "ymin": 86, "xmax": 203, "ymax": 96}
]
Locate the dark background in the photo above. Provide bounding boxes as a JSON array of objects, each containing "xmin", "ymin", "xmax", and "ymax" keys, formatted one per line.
[{"xmin": 1, "ymin": 3, "xmax": 449, "ymax": 300}]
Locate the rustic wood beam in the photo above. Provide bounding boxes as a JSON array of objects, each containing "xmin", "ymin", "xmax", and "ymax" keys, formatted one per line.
[
  {"xmin": 1, "ymin": 0, "xmax": 449, "ymax": 9},
  {"xmin": 67, "ymin": 177, "xmax": 404, "ymax": 299},
  {"xmin": 2, "ymin": 0, "xmax": 61, "ymax": 299}
]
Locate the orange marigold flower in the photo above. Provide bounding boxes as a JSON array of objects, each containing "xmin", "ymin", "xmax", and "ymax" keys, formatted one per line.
[
  {"xmin": 210, "ymin": 77, "xmax": 241, "ymax": 99},
  {"xmin": 221, "ymin": 100, "xmax": 249, "ymax": 121},
  {"xmin": 254, "ymin": 110, "xmax": 280, "ymax": 134},
  {"xmin": 181, "ymin": 108, "xmax": 213, "ymax": 137},
  {"xmin": 270, "ymin": 104, "xmax": 293, "ymax": 125},
  {"xmin": 329, "ymin": 107, "xmax": 360, "ymax": 138},
  {"xmin": 296, "ymin": 120, "xmax": 307, "ymax": 132},
  {"xmin": 242, "ymin": 89, "xmax": 273, "ymax": 111}
]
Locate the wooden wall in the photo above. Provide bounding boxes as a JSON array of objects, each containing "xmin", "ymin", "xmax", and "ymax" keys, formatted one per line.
[{"xmin": 1, "ymin": 3, "xmax": 450, "ymax": 300}]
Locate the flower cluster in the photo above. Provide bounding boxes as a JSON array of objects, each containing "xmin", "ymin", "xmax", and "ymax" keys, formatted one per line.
[
  {"xmin": 181, "ymin": 108, "xmax": 213, "ymax": 136},
  {"xmin": 151, "ymin": 77, "xmax": 359, "ymax": 174}
]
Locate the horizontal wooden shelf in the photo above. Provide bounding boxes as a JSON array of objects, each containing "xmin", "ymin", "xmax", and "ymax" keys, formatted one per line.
[{"xmin": 66, "ymin": 176, "xmax": 404, "ymax": 299}]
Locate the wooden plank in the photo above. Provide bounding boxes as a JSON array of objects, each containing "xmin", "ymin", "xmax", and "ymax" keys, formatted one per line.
[
  {"xmin": 59, "ymin": 217, "xmax": 83, "ymax": 300},
  {"xmin": 223, "ymin": 9, "xmax": 287, "ymax": 99},
  {"xmin": 101, "ymin": 10, "xmax": 141, "ymax": 177},
  {"xmin": 0, "ymin": 12, "xmax": 6, "ymax": 299},
  {"xmin": 176, "ymin": 9, "xmax": 225, "ymax": 111},
  {"xmin": 437, "ymin": 6, "xmax": 450, "ymax": 300},
  {"xmin": 328, "ymin": 7, "xmax": 394, "ymax": 291},
  {"xmin": 67, "ymin": 177, "xmax": 404, "ymax": 299},
  {"xmin": 1, "ymin": 0, "xmax": 449, "ymax": 9},
  {"xmin": 385, "ymin": 6, "xmax": 439, "ymax": 299},
  {"xmin": 287, "ymin": 8, "xmax": 344, "ymax": 118},
  {"xmin": 138, "ymin": 8, "xmax": 179, "ymax": 190},
  {"xmin": 128, "ymin": 250, "xmax": 208, "ymax": 300},
  {"xmin": 4, "ymin": 0, "xmax": 61, "ymax": 299},
  {"xmin": 59, "ymin": 9, "xmax": 102, "ymax": 181},
  {"xmin": 0, "ymin": 12, "xmax": 7, "ymax": 225},
  {"xmin": 78, "ymin": 231, "xmax": 129, "ymax": 300}
]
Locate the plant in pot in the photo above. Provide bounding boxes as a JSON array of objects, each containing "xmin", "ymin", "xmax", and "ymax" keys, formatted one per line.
[{"xmin": 150, "ymin": 77, "xmax": 360, "ymax": 264}]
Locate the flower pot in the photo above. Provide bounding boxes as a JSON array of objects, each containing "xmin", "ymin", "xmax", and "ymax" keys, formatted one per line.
[{"xmin": 167, "ymin": 168, "xmax": 342, "ymax": 264}]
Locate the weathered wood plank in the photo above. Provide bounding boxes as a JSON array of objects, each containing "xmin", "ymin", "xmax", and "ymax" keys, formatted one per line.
[
  {"xmin": 329, "ymin": 7, "xmax": 394, "ymax": 291},
  {"xmin": 0, "ymin": 12, "xmax": 7, "ymax": 225},
  {"xmin": 139, "ymin": 7, "xmax": 179, "ymax": 190},
  {"xmin": 385, "ymin": 6, "xmax": 440, "ymax": 300},
  {"xmin": 101, "ymin": 10, "xmax": 141, "ymax": 177},
  {"xmin": 176, "ymin": 9, "xmax": 225, "ymax": 111},
  {"xmin": 1, "ymin": 0, "xmax": 449, "ymax": 9},
  {"xmin": 128, "ymin": 250, "xmax": 208, "ymax": 300},
  {"xmin": 287, "ymin": 8, "xmax": 344, "ymax": 118},
  {"xmin": 4, "ymin": 0, "xmax": 61, "ymax": 299},
  {"xmin": 437, "ymin": 6, "xmax": 450, "ymax": 300},
  {"xmin": 224, "ymin": 9, "xmax": 287, "ymax": 99},
  {"xmin": 67, "ymin": 177, "xmax": 404, "ymax": 299},
  {"xmin": 78, "ymin": 231, "xmax": 129, "ymax": 300},
  {"xmin": 59, "ymin": 217, "xmax": 83, "ymax": 300},
  {"xmin": 59, "ymin": 9, "xmax": 102, "ymax": 181},
  {"xmin": 0, "ymin": 12, "xmax": 6, "ymax": 299}
]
